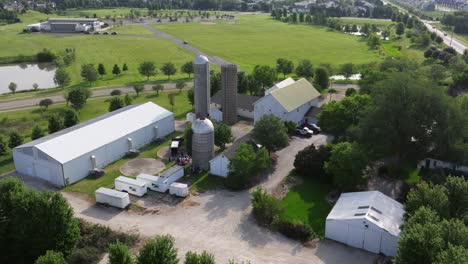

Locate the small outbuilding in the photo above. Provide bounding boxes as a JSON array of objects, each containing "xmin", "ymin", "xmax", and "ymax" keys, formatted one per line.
[
  {"xmin": 13, "ymin": 102, "xmax": 174, "ymax": 187},
  {"xmin": 325, "ymin": 191, "xmax": 404, "ymax": 257}
]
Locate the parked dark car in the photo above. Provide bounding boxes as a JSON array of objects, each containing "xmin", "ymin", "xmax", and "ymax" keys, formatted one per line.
[
  {"xmin": 183, "ymin": 40, "xmax": 188, "ymax": 44},
  {"xmin": 93, "ymin": 32, "xmax": 99, "ymax": 35},
  {"xmin": 103, "ymin": 32, "xmax": 109, "ymax": 35},
  {"xmin": 84, "ymin": 31, "xmax": 90, "ymax": 34},
  {"xmin": 111, "ymin": 32, "xmax": 117, "ymax": 35}
]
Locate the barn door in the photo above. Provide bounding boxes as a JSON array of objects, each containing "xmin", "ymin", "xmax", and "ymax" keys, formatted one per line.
[
  {"xmin": 347, "ymin": 225, "xmax": 365, "ymax": 249},
  {"xmin": 363, "ymin": 229, "xmax": 381, "ymax": 253}
]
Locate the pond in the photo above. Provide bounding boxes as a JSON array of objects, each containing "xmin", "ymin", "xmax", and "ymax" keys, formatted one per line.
[{"xmin": 0, "ymin": 63, "xmax": 56, "ymax": 94}]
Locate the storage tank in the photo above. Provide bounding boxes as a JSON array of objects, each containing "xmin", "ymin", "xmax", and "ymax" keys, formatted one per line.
[
  {"xmin": 191, "ymin": 118, "xmax": 214, "ymax": 170},
  {"xmin": 221, "ymin": 64, "xmax": 238, "ymax": 125},
  {"xmin": 194, "ymin": 55, "xmax": 210, "ymax": 118}
]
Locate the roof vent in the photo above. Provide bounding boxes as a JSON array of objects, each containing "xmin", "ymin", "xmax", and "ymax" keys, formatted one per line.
[
  {"xmin": 358, "ymin": 206, "xmax": 370, "ymax": 209},
  {"xmin": 354, "ymin": 213, "xmax": 366, "ymax": 216},
  {"xmin": 368, "ymin": 214, "xmax": 380, "ymax": 222},
  {"xmin": 371, "ymin": 207, "xmax": 382, "ymax": 214}
]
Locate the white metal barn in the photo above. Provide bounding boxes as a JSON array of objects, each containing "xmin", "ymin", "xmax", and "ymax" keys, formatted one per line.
[
  {"xmin": 325, "ymin": 191, "xmax": 404, "ymax": 257},
  {"xmin": 209, "ymin": 135, "xmax": 252, "ymax": 177},
  {"xmin": 253, "ymin": 78, "xmax": 321, "ymax": 125},
  {"xmin": 13, "ymin": 102, "xmax": 174, "ymax": 187}
]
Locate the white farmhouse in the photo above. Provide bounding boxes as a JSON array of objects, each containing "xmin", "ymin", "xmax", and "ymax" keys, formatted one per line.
[
  {"xmin": 325, "ymin": 191, "xmax": 404, "ymax": 257},
  {"xmin": 253, "ymin": 78, "xmax": 321, "ymax": 125},
  {"xmin": 13, "ymin": 102, "xmax": 174, "ymax": 187}
]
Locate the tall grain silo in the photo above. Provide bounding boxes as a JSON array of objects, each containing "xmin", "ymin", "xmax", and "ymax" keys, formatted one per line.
[
  {"xmin": 194, "ymin": 55, "xmax": 210, "ymax": 118},
  {"xmin": 221, "ymin": 64, "xmax": 238, "ymax": 125},
  {"xmin": 191, "ymin": 118, "xmax": 214, "ymax": 170}
]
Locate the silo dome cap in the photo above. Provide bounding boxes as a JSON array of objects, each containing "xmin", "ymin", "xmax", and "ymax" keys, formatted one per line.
[
  {"xmin": 194, "ymin": 55, "xmax": 210, "ymax": 64},
  {"xmin": 192, "ymin": 118, "xmax": 214, "ymax": 133}
]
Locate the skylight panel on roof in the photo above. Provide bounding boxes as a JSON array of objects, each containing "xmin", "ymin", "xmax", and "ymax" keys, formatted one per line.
[
  {"xmin": 368, "ymin": 214, "xmax": 380, "ymax": 222},
  {"xmin": 354, "ymin": 213, "xmax": 366, "ymax": 216},
  {"xmin": 358, "ymin": 206, "xmax": 370, "ymax": 209},
  {"xmin": 371, "ymin": 206, "xmax": 383, "ymax": 214}
]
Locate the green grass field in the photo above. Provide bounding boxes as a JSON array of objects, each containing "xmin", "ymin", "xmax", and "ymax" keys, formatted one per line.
[
  {"xmin": 112, "ymin": 24, "xmax": 154, "ymax": 34},
  {"xmin": 0, "ymin": 90, "xmax": 192, "ymax": 175},
  {"xmin": 339, "ymin": 17, "xmax": 394, "ymax": 27},
  {"xmin": 154, "ymin": 14, "xmax": 382, "ymax": 72},
  {"xmin": 56, "ymin": 8, "xmax": 149, "ymax": 19},
  {"xmin": 421, "ymin": 10, "xmax": 453, "ymax": 20},
  {"xmin": 0, "ymin": 11, "xmax": 194, "ymax": 89},
  {"xmin": 280, "ymin": 176, "xmax": 332, "ymax": 237}
]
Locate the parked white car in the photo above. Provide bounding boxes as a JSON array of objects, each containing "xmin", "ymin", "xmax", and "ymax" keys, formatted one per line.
[{"xmin": 295, "ymin": 127, "xmax": 313, "ymax": 137}]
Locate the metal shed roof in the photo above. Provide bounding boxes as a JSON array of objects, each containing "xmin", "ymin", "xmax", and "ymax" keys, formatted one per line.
[
  {"xmin": 211, "ymin": 91, "xmax": 261, "ymax": 112},
  {"xmin": 15, "ymin": 102, "xmax": 173, "ymax": 164},
  {"xmin": 269, "ymin": 78, "xmax": 320, "ymax": 112},
  {"xmin": 326, "ymin": 191, "xmax": 404, "ymax": 236}
]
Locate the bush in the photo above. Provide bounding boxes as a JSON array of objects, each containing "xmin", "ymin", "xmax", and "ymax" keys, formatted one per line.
[
  {"xmin": 136, "ymin": 235, "xmax": 178, "ymax": 264},
  {"xmin": 35, "ymin": 251, "xmax": 67, "ymax": 264},
  {"xmin": 67, "ymin": 247, "xmax": 100, "ymax": 264},
  {"xmin": 294, "ymin": 144, "xmax": 331, "ymax": 181},
  {"xmin": 273, "ymin": 219, "xmax": 314, "ymax": 242},
  {"xmin": 110, "ymin": 89, "xmax": 122, "ymax": 96},
  {"xmin": 345, "ymin": 88, "xmax": 357, "ymax": 96},
  {"xmin": 36, "ymin": 48, "xmax": 56, "ymax": 62},
  {"xmin": 283, "ymin": 121, "xmax": 296, "ymax": 134},
  {"xmin": 251, "ymin": 187, "xmax": 284, "ymax": 226}
]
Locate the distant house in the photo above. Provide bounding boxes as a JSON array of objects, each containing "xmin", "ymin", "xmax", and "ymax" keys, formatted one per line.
[
  {"xmin": 253, "ymin": 78, "xmax": 321, "ymax": 125},
  {"xmin": 26, "ymin": 18, "xmax": 101, "ymax": 33},
  {"xmin": 293, "ymin": 0, "xmax": 316, "ymax": 13},
  {"xmin": 325, "ymin": 191, "xmax": 404, "ymax": 257},
  {"xmin": 418, "ymin": 158, "xmax": 468, "ymax": 173},
  {"xmin": 210, "ymin": 91, "xmax": 261, "ymax": 121}
]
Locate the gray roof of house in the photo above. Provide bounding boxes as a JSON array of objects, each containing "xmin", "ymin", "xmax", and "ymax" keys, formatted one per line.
[{"xmin": 211, "ymin": 92, "xmax": 261, "ymax": 112}]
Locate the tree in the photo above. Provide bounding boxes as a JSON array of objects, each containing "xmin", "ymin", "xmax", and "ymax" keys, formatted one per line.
[
  {"xmin": 168, "ymin": 92, "xmax": 175, "ymax": 111},
  {"xmin": 33, "ymin": 83, "xmax": 39, "ymax": 90},
  {"xmin": 214, "ymin": 122, "xmax": 234, "ymax": 150},
  {"xmin": 295, "ymin": 60, "xmax": 314, "ymax": 79},
  {"xmin": 251, "ymin": 187, "xmax": 284, "ymax": 226},
  {"xmin": 161, "ymin": 62, "xmax": 177, "ymax": 80},
  {"xmin": 345, "ymin": 88, "xmax": 356, "ymax": 96},
  {"xmin": 252, "ymin": 65, "xmax": 277, "ymax": 93},
  {"xmin": 63, "ymin": 108, "xmax": 79, "ymax": 128},
  {"xmin": 252, "ymin": 114, "xmax": 289, "ymax": 154},
  {"xmin": 324, "ymin": 142, "xmax": 368, "ymax": 191},
  {"xmin": 138, "ymin": 61, "xmax": 157, "ymax": 80},
  {"xmin": 108, "ymin": 241, "xmax": 134, "ymax": 264},
  {"xmin": 181, "ymin": 61, "xmax": 194, "ymax": 78},
  {"xmin": 227, "ymin": 144, "xmax": 272, "ymax": 190},
  {"xmin": 317, "ymin": 94, "xmax": 371, "ymax": 137},
  {"xmin": 367, "ymin": 33, "xmax": 381, "ymax": 49},
  {"xmin": 404, "ymin": 182, "xmax": 449, "ymax": 219},
  {"xmin": 112, "ymin": 64, "xmax": 121, "ymax": 76},
  {"xmin": 313, "ymin": 67, "xmax": 329, "ymax": 91},
  {"xmin": 124, "ymin": 94, "xmax": 133, "ymax": 106},
  {"xmin": 109, "ymin": 97, "xmax": 125, "ymax": 112},
  {"xmin": 444, "ymin": 176, "xmax": 468, "ymax": 219},
  {"xmin": 39, "ymin": 98, "xmax": 53, "ymax": 110},
  {"xmin": 396, "ymin": 22, "xmax": 405, "ymax": 36},
  {"xmin": 68, "ymin": 88, "xmax": 91, "ymax": 109},
  {"xmin": 97, "ymin": 63, "xmax": 106, "ymax": 76},
  {"xmin": 136, "ymin": 235, "xmax": 178, "ymax": 264},
  {"xmin": 434, "ymin": 245, "xmax": 468, "ymax": 264},
  {"xmin": 283, "ymin": 120, "xmax": 296, "ymax": 134},
  {"xmin": 80, "ymin": 64, "xmax": 99, "ymax": 84},
  {"xmin": 187, "ymin": 89, "xmax": 194, "ymax": 106},
  {"xmin": 31, "ymin": 125, "xmax": 44, "ymax": 140},
  {"xmin": 0, "ymin": 137, "xmax": 7, "ymax": 156},
  {"xmin": 237, "ymin": 72, "xmax": 250, "ymax": 94},
  {"xmin": 435, "ymin": 35, "xmax": 443, "ymax": 44},
  {"xmin": 122, "ymin": 63, "xmax": 128, "ymax": 72},
  {"xmin": 35, "ymin": 251, "xmax": 67, "ymax": 264},
  {"xmin": 294, "ymin": 144, "xmax": 331, "ymax": 181},
  {"xmin": 184, "ymin": 122, "xmax": 193, "ymax": 155},
  {"xmin": 152, "ymin": 84, "xmax": 164, "ymax": 95},
  {"xmin": 184, "ymin": 251, "xmax": 215, "ymax": 264},
  {"xmin": 340, "ymin": 63, "xmax": 354, "ymax": 79},
  {"xmin": 110, "ymin": 89, "xmax": 122, "ymax": 96},
  {"xmin": 8, "ymin": 82, "xmax": 17, "ymax": 93},
  {"xmin": 48, "ymin": 114, "xmax": 64, "ymax": 134},
  {"xmin": 176, "ymin": 81, "xmax": 186, "ymax": 92},
  {"xmin": 54, "ymin": 68, "xmax": 71, "ymax": 88},
  {"xmin": 0, "ymin": 178, "xmax": 80, "ymax": 264},
  {"xmin": 276, "ymin": 58, "xmax": 294, "ymax": 78},
  {"xmin": 133, "ymin": 83, "xmax": 145, "ymax": 96},
  {"xmin": 210, "ymin": 71, "xmax": 222, "ymax": 95},
  {"xmin": 429, "ymin": 64, "xmax": 447, "ymax": 82},
  {"xmin": 8, "ymin": 131, "xmax": 23, "ymax": 148}
]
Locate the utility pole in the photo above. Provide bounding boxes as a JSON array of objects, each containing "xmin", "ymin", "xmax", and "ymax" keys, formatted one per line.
[{"xmin": 450, "ymin": 27, "xmax": 454, "ymax": 47}]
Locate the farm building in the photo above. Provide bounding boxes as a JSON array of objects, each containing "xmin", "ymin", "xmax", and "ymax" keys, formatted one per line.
[
  {"xmin": 325, "ymin": 191, "xmax": 404, "ymax": 257},
  {"xmin": 210, "ymin": 91, "xmax": 261, "ymax": 121},
  {"xmin": 13, "ymin": 102, "xmax": 174, "ymax": 187},
  {"xmin": 26, "ymin": 18, "xmax": 101, "ymax": 32},
  {"xmin": 418, "ymin": 157, "xmax": 468, "ymax": 173},
  {"xmin": 253, "ymin": 78, "xmax": 321, "ymax": 125},
  {"xmin": 209, "ymin": 135, "xmax": 255, "ymax": 177}
]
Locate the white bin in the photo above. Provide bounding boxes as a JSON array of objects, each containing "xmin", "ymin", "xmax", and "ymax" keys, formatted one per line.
[{"xmin": 169, "ymin": 182, "xmax": 189, "ymax": 197}]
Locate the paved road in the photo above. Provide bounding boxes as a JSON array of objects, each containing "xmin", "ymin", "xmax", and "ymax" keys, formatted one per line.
[
  {"xmin": 422, "ymin": 21, "xmax": 467, "ymax": 54},
  {"xmin": 0, "ymin": 81, "xmax": 193, "ymax": 111}
]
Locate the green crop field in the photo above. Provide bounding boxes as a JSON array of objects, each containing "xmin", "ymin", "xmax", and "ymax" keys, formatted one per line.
[
  {"xmin": 154, "ymin": 14, "xmax": 382, "ymax": 72},
  {"xmin": 0, "ymin": 11, "xmax": 194, "ymax": 89}
]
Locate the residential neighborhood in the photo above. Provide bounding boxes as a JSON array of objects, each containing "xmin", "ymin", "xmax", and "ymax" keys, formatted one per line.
[{"xmin": 0, "ymin": 1, "xmax": 467, "ymax": 264}]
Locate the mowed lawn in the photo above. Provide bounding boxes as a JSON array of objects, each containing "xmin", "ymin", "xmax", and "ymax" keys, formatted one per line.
[
  {"xmin": 112, "ymin": 24, "xmax": 154, "ymax": 35},
  {"xmin": 154, "ymin": 14, "xmax": 381, "ymax": 71},
  {"xmin": 0, "ymin": 11, "xmax": 194, "ymax": 88},
  {"xmin": 280, "ymin": 177, "xmax": 332, "ymax": 237},
  {"xmin": 339, "ymin": 17, "xmax": 394, "ymax": 27}
]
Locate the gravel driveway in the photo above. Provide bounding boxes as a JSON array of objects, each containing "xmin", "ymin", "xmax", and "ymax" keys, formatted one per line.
[{"xmin": 63, "ymin": 134, "xmax": 375, "ymax": 264}]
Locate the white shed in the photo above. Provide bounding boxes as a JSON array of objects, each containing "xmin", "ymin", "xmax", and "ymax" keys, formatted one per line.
[
  {"xmin": 325, "ymin": 191, "xmax": 404, "ymax": 257},
  {"xmin": 253, "ymin": 78, "xmax": 320, "ymax": 125},
  {"xmin": 209, "ymin": 134, "xmax": 252, "ymax": 177},
  {"xmin": 13, "ymin": 102, "xmax": 174, "ymax": 187}
]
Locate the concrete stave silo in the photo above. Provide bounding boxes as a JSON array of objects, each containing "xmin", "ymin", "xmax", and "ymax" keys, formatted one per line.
[
  {"xmin": 221, "ymin": 64, "xmax": 238, "ymax": 125},
  {"xmin": 191, "ymin": 118, "xmax": 214, "ymax": 170},
  {"xmin": 194, "ymin": 55, "xmax": 210, "ymax": 119}
]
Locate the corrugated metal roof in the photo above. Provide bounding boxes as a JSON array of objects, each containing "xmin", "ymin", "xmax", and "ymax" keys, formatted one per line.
[
  {"xmin": 270, "ymin": 78, "xmax": 320, "ymax": 112},
  {"xmin": 326, "ymin": 191, "xmax": 404, "ymax": 236},
  {"xmin": 16, "ymin": 102, "xmax": 173, "ymax": 164},
  {"xmin": 265, "ymin": 77, "xmax": 296, "ymax": 95}
]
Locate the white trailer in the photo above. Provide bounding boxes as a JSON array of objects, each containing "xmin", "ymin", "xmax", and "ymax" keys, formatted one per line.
[
  {"xmin": 169, "ymin": 182, "xmax": 189, "ymax": 197},
  {"xmin": 95, "ymin": 187, "xmax": 130, "ymax": 209},
  {"xmin": 114, "ymin": 176, "xmax": 147, "ymax": 197},
  {"xmin": 136, "ymin": 173, "xmax": 160, "ymax": 192},
  {"xmin": 156, "ymin": 165, "xmax": 185, "ymax": 192}
]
